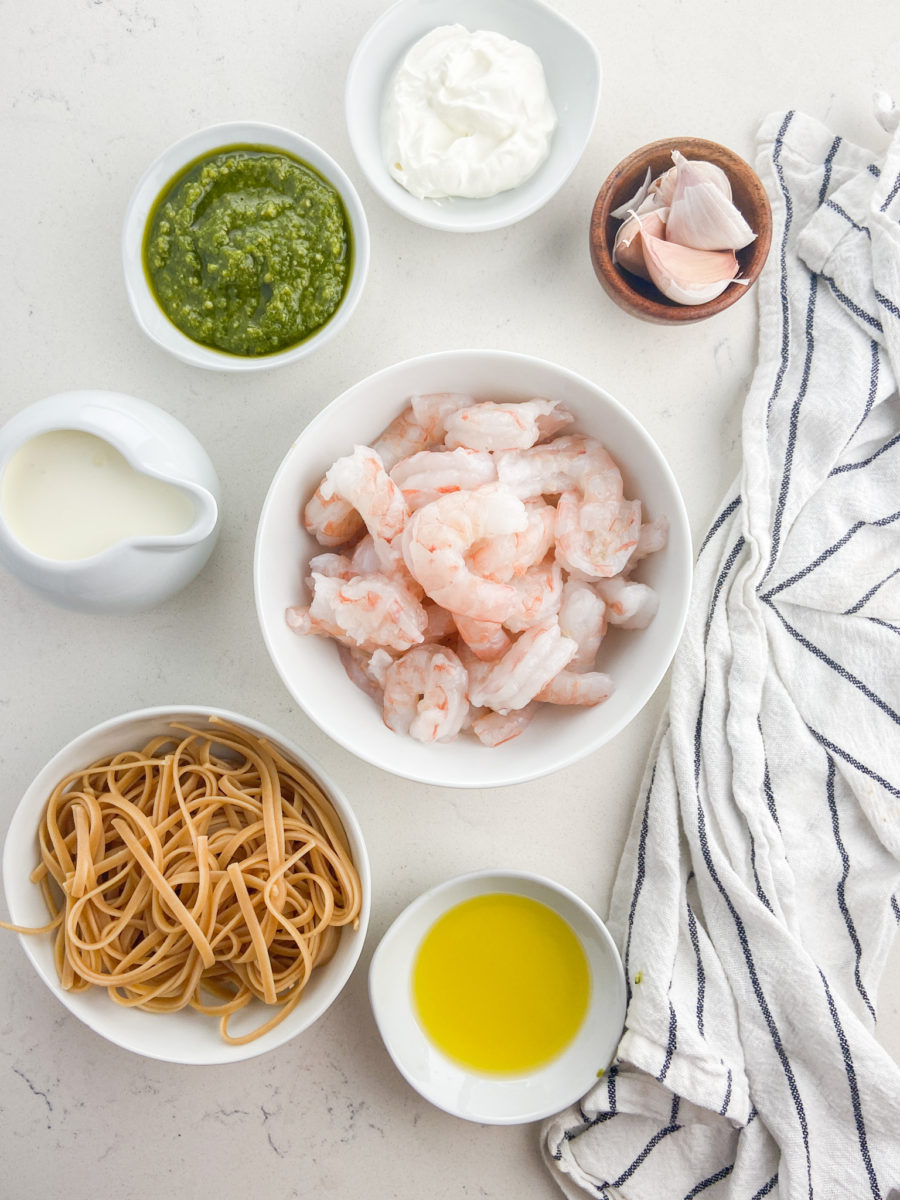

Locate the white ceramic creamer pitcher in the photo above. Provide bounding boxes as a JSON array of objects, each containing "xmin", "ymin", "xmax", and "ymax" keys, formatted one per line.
[{"xmin": 0, "ymin": 390, "xmax": 221, "ymax": 613}]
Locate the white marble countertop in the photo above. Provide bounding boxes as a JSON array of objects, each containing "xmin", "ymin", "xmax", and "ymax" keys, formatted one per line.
[{"xmin": 1, "ymin": 2, "xmax": 898, "ymax": 1197}]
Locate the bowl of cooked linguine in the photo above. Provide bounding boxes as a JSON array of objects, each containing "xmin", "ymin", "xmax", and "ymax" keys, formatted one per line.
[{"xmin": 1, "ymin": 705, "xmax": 371, "ymax": 1063}]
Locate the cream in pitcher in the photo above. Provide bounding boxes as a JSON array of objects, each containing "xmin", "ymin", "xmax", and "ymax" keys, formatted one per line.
[
  {"xmin": 0, "ymin": 390, "xmax": 220, "ymax": 612},
  {"xmin": 1, "ymin": 429, "xmax": 197, "ymax": 561}
]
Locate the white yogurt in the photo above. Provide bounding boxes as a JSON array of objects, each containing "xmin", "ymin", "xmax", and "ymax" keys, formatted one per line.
[
  {"xmin": 382, "ymin": 24, "xmax": 557, "ymax": 201},
  {"xmin": 1, "ymin": 429, "xmax": 196, "ymax": 561}
]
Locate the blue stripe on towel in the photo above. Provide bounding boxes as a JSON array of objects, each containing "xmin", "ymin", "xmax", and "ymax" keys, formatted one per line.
[
  {"xmin": 819, "ymin": 137, "xmax": 843, "ymax": 204},
  {"xmin": 823, "ymin": 275, "xmax": 883, "ymax": 331},
  {"xmin": 878, "ymin": 167, "xmax": 900, "ymax": 211},
  {"xmin": 807, "ymin": 727, "xmax": 900, "ymax": 799},
  {"xmin": 623, "ymin": 764, "xmax": 657, "ymax": 1005},
  {"xmin": 606, "ymin": 1095, "xmax": 682, "ymax": 1191},
  {"xmin": 874, "ymin": 288, "xmax": 900, "ymax": 321},
  {"xmin": 658, "ymin": 1001, "xmax": 677, "ymax": 1082},
  {"xmin": 844, "ymin": 567, "xmax": 900, "ymax": 615},
  {"xmin": 686, "ymin": 894, "xmax": 706, "ymax": 1036},
  {"xmin": 693, "ymin": 695, "xmax": 814, "ymax": 1198},
  {"xmin": 831, "ymin": 430, "xmax": 900, "ymax": 475},
  {"xmin": 761, "ymin": 509, "xmax": 900, "ymax": 602},
  {"xmin": 698, "ymin": 494, "xmax": 741, "ymax": 558},
  {"xmin": 751, "ymin": 1174, "xmax": 779, "ymax": 1199},
  {"xmin": 705, "ymin": 536, "xmax": 745, "ymax": 640},
  {"xmin": 818, "ymin": 968, "xmax": 882, "ymax": 1196},
  {"xmin": 683, "ymin": 1162, "xmax": 735, "ymax": 1198},
  {"xmin": 825, "ymin": 197, "xmax": 871, "ymax": 237},
  {"xmin": 766, "ymin": 273, "xmax": 820, "ymax": 579},
  {"xmin": 824, "ymin": 756, "xmax": 876, "ymax": 1020},
  {"xmin": 762, "ymin": 597, "xmax": 900, "ymax": 725},
  {"xmin": 767, "ymin": 113, "xmax": 797, "ymax": 428}
]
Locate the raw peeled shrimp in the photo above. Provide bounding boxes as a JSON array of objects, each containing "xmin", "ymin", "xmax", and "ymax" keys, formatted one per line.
[
  {"xmin": 289, "ymin": 393, "xmax": 667, "ymax": 746},
  {"xmin": 629, "ymin": 517, "xmax": 670, "ymax": 565},
  {"xmin": 303, "ymin": 393, "xmax": 473, "ymax": 544},
  {"xmin": 554, "ymin": 469, "xmax": 642, "ymax": 579},
  {"xmin": 443, "ymin": 398, "xmax": 573, "ymax": 452},
  {"xmin": 594, "ymin": 577, "xmax": 659, "ymax": 629},
  {"xmin": 307, "ymin": 552, "xmax": 355, "ymax": 580},
  {"xmin": 338, "ymin": 645, "xmax": 393, "ymax": 702},
  {"xmin": 454, "ymin": 614, "xmax": 512, "ymax": 661},
  {"xmin": 389, "ymin": 447, "xmax": 496, "ymax": 510},
  {"xmin": 401, "ymin": 485, "xmax": 528, "ymax": 622},
  {"xmin": 286, "ymin": 571, "xmax": 426, "ymax": 652},
  {"xmin": 558, "ymin": 578, "xmax": 607, "ymax": 670},
  {"xmin": 382, "ymin": 644, "xmax": 469, "ymax": 743},
  {"xmin": 321, "ymin": 445, "xmax": 408, "ymax": 543},
  {"xmin": 536, "ymin": 669, "xmax": 613, "ymax": 706},
  {"xmin": 466, "ymin": 618, "xmax": 577, "ymax": 714},
  {"xmin": 470, "ymin": 703, "xmax": 538, "ymax": 747},
  {"xmin": 467, "ymin": 498, "xmax": 556, "ymax": 583},
  {"xmin": 494, "ymin": 434, "xmax": 619, "ymax": 500},
  {"xmin": 504, "ymin": 556, "xmax": 564, "ymax": 633},
  {"xmin": 303, "ymin": 485, "xmax": 364, "ymax": 548}
]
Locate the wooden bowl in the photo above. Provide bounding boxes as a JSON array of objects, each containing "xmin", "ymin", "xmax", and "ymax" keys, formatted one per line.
[{"xmin": 589, "ymin": 137, "xmax": 772, "ymax": 324}]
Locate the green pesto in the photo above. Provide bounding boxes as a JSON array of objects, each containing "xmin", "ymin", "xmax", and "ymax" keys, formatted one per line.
[{"xmin": 143, "ymin": 146, "xmax": 352, "ymax": 357}]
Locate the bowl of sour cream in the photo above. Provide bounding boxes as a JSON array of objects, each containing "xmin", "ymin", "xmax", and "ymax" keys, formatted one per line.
[{"xmin": 345, "ymin": 0, "xmax": 601, "ymax": 233}]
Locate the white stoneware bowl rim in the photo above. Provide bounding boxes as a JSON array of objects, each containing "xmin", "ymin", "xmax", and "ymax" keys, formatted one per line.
[
  {"xmin": 1, "ymin": 704, "xmax": 371, "ymax": 1064},
  {"xmin": 345, "ymin": 0, "xmax": 601, "ymax": 232},
  {"xmin": 368, "ymin": 868, "xmax": 627, "ymax": 1124},
  {"xmin": 253, "ymin": 347, "xmax": 692, "ymax": 788},
  {"xmin": 122, "ymin": 121, "xmax": 370, "ymax": 371}
]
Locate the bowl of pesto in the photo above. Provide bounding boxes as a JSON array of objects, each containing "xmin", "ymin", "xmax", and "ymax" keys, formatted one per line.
[{"xmin": 122, "ymin": 122, "xmax": 370, "ymax": 370}]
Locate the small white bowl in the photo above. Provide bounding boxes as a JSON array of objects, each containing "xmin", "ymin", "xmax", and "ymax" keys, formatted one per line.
[
  {"xmin": 2, "ymin": 706, "xmax": 371, "ymax": 1064},
  {"xmin": 369, "ymin": 870, "xmax": 626, "ymax": 1124},
  {"xmin": 345, "ymin": 0, "xmax": 601, "ymax": 232},
  {"xmin": 254, "ymin": 349, "xmax": 692, "ymax": 788},
  {"xmin": 122, "ymin": 122, "xmax": 370, "ymax": 371}
]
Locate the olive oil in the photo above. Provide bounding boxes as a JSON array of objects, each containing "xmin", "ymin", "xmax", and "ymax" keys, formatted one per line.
[{"xmin": 412, "ymin": 893, "xmax": 590, "ymax": 1075}]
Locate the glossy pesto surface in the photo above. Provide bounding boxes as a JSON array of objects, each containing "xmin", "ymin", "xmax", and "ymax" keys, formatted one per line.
[{"xmin": 143, "ymin": 146, "xmax": 351, "ymax": 356}]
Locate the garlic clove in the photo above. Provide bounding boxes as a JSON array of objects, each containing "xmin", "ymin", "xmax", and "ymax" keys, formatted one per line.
[
  {"xmin": 641, "ymin": 233, "xmax": 739, "ymax": 305},
  {"xmin": 613, "ymin": 206, "xmax": 669, "ymax": 280},
  {"xmin": 667, "ymin": 174, "xmax": 756, "ymax": 251},
  {"xmin": 610, "ymin": 167, "xmax": 652, "ymax": 220},
  {"xmin": 669, "ymin": 149, "xmax": 733, "ymax": 199}
]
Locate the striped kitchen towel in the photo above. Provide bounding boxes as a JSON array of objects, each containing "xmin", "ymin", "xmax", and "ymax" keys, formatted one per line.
[{"xmin": 543, "ymin": 105, "xmax": 900, "ymax": 1199}]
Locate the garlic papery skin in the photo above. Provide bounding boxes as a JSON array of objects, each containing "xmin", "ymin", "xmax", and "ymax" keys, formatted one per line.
[
  {"xmin": 660, "ymin": 150, "xmax": 732, "ymax": 202},
  {"xmin": 610, "ymin": 167, "xmax": 652, "ymax": 220},
  {"xmin": 640, "ymin": 233, "xmax": 739, "ymax": 305},
  {"xmin": 613, "ymin": 206, "xmax": 668, "ymax": 281},
  {"xmin": 667, "ymin": 171, "xmax": 756, "ymax": 251}
]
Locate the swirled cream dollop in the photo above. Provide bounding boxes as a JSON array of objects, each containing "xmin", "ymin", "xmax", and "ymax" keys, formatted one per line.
[{"xmin": 382, "ymin": 24, "xmax": 557, "ymax": 201}]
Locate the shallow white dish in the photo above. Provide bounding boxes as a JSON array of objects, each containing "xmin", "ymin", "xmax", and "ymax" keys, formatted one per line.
[
  {"xmin": 1, "ymin": 705, "xmax": 371, "ymax": 1064},
  {"xmin": 254, "ymin": 348, "xmax": 692, "ymax": 788},
  {"xmin": 345, "ymin": 0, "xmax": 601, "ymax": 232},
  {"xmin": 369, "ymin": 870, "xmax": 626, "ymax": 1124},
  {"xmin": 122, "ymin": 122, "xmax": 370, "ymax": 371}
]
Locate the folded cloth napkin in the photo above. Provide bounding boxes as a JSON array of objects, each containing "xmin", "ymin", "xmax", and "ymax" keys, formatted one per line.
[{"xmin": 543, "ymin": 106, "xmax": 900, "ymax": 1200}]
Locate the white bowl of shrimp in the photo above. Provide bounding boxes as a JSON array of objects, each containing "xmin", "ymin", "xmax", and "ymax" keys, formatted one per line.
[{"xmin": 254, "ymin": 349, "xmax": 692, "ymax": 788}]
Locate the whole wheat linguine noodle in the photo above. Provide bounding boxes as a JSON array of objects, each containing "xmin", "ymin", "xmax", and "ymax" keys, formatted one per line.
[{"xmin": 1, "ymin": 716, "xmax": 362, "ymax": 1044}]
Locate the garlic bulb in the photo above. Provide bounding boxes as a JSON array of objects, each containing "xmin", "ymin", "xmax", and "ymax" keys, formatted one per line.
[
  {"xmin": 641, "ymin": 234, "xmax": 739, "ymax": 305},
  {"xmin": 610, "ymin": 148, "xmax": 755, "ymax": 306}
]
